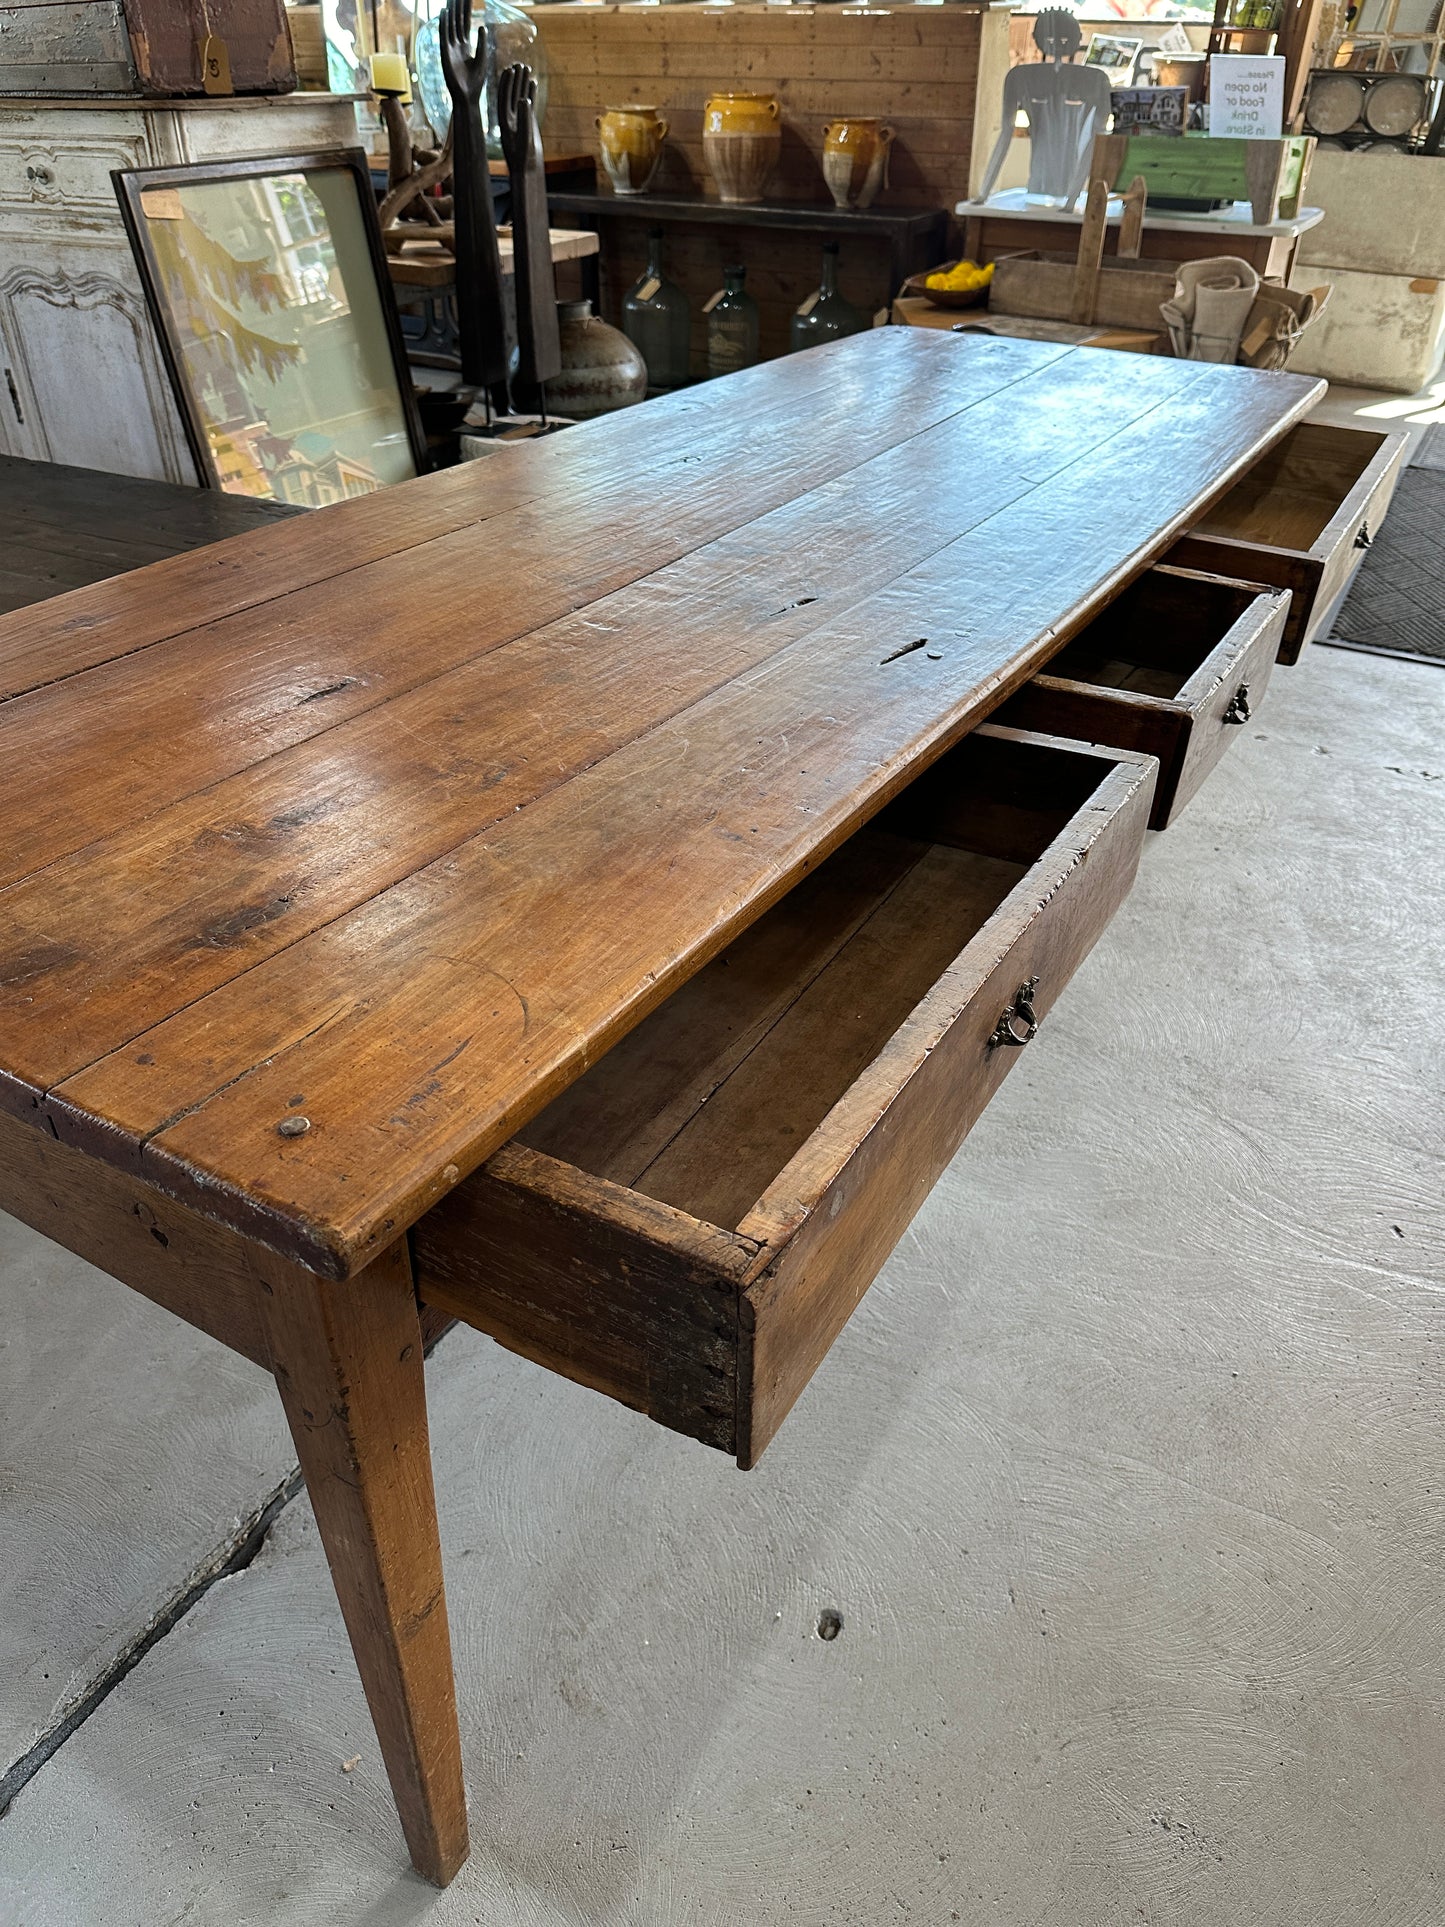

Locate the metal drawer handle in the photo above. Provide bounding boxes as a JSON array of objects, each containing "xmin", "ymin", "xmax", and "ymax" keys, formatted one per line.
[
  {"xmin": 988, "ymin": 975, "xmax": 1039, "ymax": 1049},
  {"xmin": 1354, "ymin": 525, "xmax": 1373, "ymax": 551},
  {"xmin": 1223, "ymin": 682, "xmax": 1251, "ymax": 725}
]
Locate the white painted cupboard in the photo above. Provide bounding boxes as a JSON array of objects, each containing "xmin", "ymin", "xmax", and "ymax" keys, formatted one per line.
[{"xmin": 0, "ymin": 92, "xmax": 359, "ymax": 482}]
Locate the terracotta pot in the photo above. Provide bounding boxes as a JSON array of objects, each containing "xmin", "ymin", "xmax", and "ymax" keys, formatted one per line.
[
  {"xmin": 702, "ymin": 91, "xmax": 782, "ymax": 205},
  {"xmin": 595, "ymin": 103, "xmax": 669, "ymax": 195},
  {"xmin": 820, "ymin": 116, "xmax": 895, "ymax": 211},
  {"xmin": 549, "ymin": 299, "xmax": 648, "ymax": 419}
]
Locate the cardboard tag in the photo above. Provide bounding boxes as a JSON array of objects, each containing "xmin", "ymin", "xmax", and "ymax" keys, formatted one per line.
[
  {"xmin": 796, "ymin": 291, "xmax": 820, "ymax": 317},
  {"xmin": 702, "ymin": 290, "xmax": 724, "ymax": 314},
  {"xmin": 635, "ymin": 276, "xmax": 661, "ymax": 302},
  {"xmin": 140, "ymin": 186, "xmax": 184, "ymax": 221},
  {"xmin": 199, "ymin": 32, "xmax": 234, "ymax": 96}
]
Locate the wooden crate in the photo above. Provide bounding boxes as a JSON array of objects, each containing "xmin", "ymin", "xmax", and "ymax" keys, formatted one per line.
[
  {"xmin": 0, "ymin": 0, "xmax": 297, "ymax": 95},
  {"xmin": 990, "ymin": 250, "xmax": 1179, "ymax": 329}
]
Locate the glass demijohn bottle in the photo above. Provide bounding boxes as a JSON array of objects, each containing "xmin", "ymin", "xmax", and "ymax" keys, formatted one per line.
[
  {"xmin": 622, "ymin": 229, "xmax": 692, "ymax": 392},
  {"xmin": 790, "ymin": 242, "xmax": 867, "ymax": 353},
  {"xmin": 705, "ymin": 264, "xmax": 760, "ymax": 378}
]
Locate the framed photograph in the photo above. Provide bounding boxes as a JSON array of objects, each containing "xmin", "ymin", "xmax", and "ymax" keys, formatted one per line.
[
  {"xmin": 114, "ymin": 148, "xmax": 426, "ymax": 506},
  {"xmin": 1085, "ymin": 33, "xmax": 1144, "ymax": 83}
]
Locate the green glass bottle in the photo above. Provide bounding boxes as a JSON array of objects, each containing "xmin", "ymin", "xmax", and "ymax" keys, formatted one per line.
[
  {"xmin": 790, "ymin": 242, "xmax": 867, "ymax": 354},
  {"xmin": 705, "ymin": 264, "xmax": 760, "ymax": 379},
  {"xmin": 622, "ymin": 229, "xmax": 692, "ymax": 393}
]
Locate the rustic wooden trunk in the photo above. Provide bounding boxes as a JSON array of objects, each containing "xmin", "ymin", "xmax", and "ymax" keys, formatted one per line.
[{"xmin": 0, "ymin": 0, "xmax": 296, "ymax": 96}]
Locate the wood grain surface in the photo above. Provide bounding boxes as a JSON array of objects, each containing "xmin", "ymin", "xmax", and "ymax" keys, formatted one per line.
[{"xmin": 0, "ymin": 333, "xmax": 1321, "ymax": 1277}]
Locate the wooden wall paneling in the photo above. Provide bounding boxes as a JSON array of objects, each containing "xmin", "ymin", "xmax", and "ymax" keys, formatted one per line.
[{"xmin": 533, "ymin": 5, "xmax": 990, "ymax": 211}]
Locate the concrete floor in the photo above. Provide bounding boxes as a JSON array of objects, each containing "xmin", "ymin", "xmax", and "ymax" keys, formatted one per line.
[
  {"xmin": 1, "ymin": 643, "xmax": 1442, "ymax": 1926},
  {"xmin": 1308, "ymin": 363, "xmax": 1445, "ymax": 451}
]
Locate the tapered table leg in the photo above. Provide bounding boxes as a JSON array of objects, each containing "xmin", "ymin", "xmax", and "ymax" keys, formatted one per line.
[{"xmin": 259, "ymin": 1238, "xmax": 469, "ymax": 1886}]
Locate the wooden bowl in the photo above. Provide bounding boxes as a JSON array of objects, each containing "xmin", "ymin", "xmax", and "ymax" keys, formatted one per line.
[{"xmin": 903, "ymin": 264, "xmax": 989, "ymax": 311}]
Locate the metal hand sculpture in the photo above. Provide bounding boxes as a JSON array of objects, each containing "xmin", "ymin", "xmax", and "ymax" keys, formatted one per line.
[
  {"xmin": 498, "ymin": 61, "xmax": 561, "ymax": 407},
  {"xmin": 441, "ymin": 0, "xmax": 510, "ymax": 395},
  {"xmin": 971, "ymin": 7, "xmax": 1115, "ymax": 207}
]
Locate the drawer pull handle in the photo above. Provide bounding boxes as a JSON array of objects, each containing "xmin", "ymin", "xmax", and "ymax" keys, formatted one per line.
[
  {"xmin": 989, "ymin": 975, "xmax": 1039, "ymax": 1050},
  {"xmin": 1354, "ymin": 525, "xmax": 1373, "ymax": 551},
  {"xmin": 1222, "ymin": 682, "xmax": 1251, "ymax": 726},
  {"xmin": 24, "ymin": 164, "xmax": 52, "ymax": 186}
]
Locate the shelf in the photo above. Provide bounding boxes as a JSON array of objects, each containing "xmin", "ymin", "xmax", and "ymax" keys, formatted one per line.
[{"xmin": 548, "ymin": 190, "xmax": 947, "ymax": 241}]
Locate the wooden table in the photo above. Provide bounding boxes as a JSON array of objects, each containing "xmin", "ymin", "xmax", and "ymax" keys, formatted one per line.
[
  {"xmin": 957, "ymin": 188, "xmax": 1326, "ymax": 283},
  {"xmin": 388, "ymin": 226, "xmax": 603, "ymax": 366},
  {"xmin": 0, "ymin": 333, "xmax": 1319, "ymax": 1885},
  {"xmin": 0, "ymin": 452, "xmax": 298, "ymax": 615},
  {"xmin": 386, "ymin": 224, "xmax": 601, "ymax": 293}
]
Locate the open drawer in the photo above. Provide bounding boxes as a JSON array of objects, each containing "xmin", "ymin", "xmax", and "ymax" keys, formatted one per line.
[
  {"xmin": 995, "ymin": 565, "xmax": 1288, "ymax": 830},
  {"xmin": 1167, "ymin": 421, "xmax": 1408, "ymax": 662},
  {"xmin": 411, "ymin": 726, "xmax": 1156, "ymax": 1468}
]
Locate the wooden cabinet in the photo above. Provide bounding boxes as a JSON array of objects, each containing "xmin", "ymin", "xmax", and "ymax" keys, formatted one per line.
[
  {"xmin": 412, "ymin": 727, "xmax": 1157, "ymax": 1468},
  {"xmin": 0, "ymin": 94, "xmax": 360, "ymax": 483}
]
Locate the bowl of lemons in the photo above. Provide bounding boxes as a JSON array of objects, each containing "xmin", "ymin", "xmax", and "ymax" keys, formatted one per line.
[{"xmin": 904, "ymin": 258, "xmax": 994, "ymax": 310}]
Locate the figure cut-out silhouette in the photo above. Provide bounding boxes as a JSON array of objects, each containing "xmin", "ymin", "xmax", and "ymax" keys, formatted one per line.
[{"xmin": 970, "ymin": 10, "xmax": 1116, "ymax": 207}]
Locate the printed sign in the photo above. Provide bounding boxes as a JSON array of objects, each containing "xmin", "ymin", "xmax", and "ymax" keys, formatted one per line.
[{"xmin": 1208, "ymin": 54, "xmax": 1285, "ymax": 138}]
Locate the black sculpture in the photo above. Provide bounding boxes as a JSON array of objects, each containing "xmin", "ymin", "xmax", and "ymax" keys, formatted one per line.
[
  {"xmin": 498, "ymin": 60, "xmax": 561, "ymax": 414},
  {"xmin": 440, "ymin": 0, "xmax": 510, "ymax": 400}
]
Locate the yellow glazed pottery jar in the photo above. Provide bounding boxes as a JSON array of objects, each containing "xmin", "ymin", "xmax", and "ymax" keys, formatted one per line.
[
  {"xmin": 821, "ymin": 117, "xmax": 895, "ymax": 210},
  {"xmin": 595, "ymin": 103, "xmax": 669, "ymax": 196},
  {"xmin": 702, "ymin": 90, "xmax": 782, "ymax": 204}
]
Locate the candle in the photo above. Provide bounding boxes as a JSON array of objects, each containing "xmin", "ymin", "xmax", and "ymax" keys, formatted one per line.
[{"xmin": 369, "ymin": 51, "xmax": 412, "ymax": 101}]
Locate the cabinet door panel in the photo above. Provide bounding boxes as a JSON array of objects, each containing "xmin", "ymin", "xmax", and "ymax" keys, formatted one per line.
[{"xmin": 0, "ymin": 256, "xmax": 194, "ymax": 483}]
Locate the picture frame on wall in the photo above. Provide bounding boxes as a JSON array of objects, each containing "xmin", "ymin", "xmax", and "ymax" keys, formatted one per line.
[
  {"xmin": 113, "ymin": 148, "xmax": 426, "ymax": 506},
  {"xmin": 1085, "ymin": 33, "xmax": 1144, "ymax": 84}
]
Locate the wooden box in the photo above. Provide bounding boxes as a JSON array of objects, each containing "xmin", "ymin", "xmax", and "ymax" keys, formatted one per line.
[
  {"xmin": 989, "ymin": 250, "xmax": 1178, "ymax": 330},
  {"xmin": 0, "ymin": 0, "xmax": 297, "ymax": 96},
  {"xmin": 1100, "ymin": 133, "xmax": 1315, "ymax": 225}
]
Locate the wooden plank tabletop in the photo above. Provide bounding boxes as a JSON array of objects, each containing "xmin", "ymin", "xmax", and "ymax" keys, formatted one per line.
[{"xmin": 0, "ymin": 332, "xmax": 1321, "ymax": 1279}]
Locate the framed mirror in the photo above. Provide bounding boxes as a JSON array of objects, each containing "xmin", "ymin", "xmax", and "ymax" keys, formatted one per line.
[{"xmin": 115, "ymin": 148, "xmax": 426, "ymax": 506}]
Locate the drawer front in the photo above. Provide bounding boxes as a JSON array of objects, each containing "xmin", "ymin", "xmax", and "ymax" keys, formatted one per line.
[
  {"xmin": 734, "ymin": 732, "xmax": 1155, "ymax": 1463},
  {"xmin": 413, "ymin": 1147, "xmax": 752, "ymax": 1453},
  {"xmin": 1302, "ymin": 430, "xmax": 1409, "ymax": 657},
  {"xmin": 0, "ymin": 129, "xmax": 149, "ymax": 219},
  {"xmin": 1165, "ymin": 586, "xmax": 1286, "ymax": 817},
  {"xmin": 413, "ymin": 730, "xmax": 1157, "ymax": 1467},
  {"xmin": 997, "ymin": 576, "xmax": 1288, "ymax": 829},
  {"xmin": 1169, "ymin": 425, "xmax": 1410, "ymax": 662}
]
